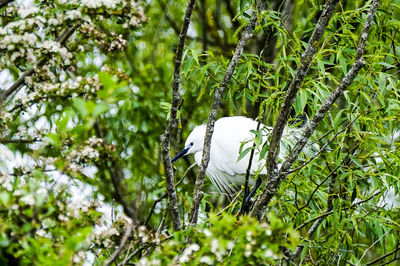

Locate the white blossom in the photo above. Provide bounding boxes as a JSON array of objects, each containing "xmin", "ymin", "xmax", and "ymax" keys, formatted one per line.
[
  {"xmin": 36, "ymin": 229, "xmax": 47, "ymax": 237},
  {"xmin": 199, "ymin": 256, "xmax": 213, "ymax": 265},
  {"xmin": 179, "ymin": 243, "xmax": 200, "ymax": 263},
  {"xmin": 18, "ymin": 7, "xmax": 39, "ymax": 18},
  {"xmin": 20, "ymin": 194, "xmax": 35, "ymax": 205},
  {"xmin": 0, "ymin": 174, "xmax": 13, "ymax": 191},
  {"xmin": 210, "ymin": 239, "xmax": 219, "ymax": 253}
]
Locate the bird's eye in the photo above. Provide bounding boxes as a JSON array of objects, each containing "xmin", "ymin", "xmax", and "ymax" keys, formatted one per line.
[{"xmin": 190, "ymin": 142, "xmax": 194, "ymax": 146}]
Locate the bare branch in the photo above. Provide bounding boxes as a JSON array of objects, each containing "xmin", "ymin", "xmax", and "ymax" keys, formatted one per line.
[
  {"xmin": 188, "ymin": 14, "xmax": 257, "ymax": 226},
  {"xmin": 160, "ymin": 0, "xmax": 196, "ymax": 231},
  {"xmin": 104, "ymin": 222, "xmax": 135, "ymax": 266}
]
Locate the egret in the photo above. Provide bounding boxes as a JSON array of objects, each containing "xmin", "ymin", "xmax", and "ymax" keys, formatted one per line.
[{"xmin": 171, "ymin": 116, "xmax": 307, "ymax": 205}]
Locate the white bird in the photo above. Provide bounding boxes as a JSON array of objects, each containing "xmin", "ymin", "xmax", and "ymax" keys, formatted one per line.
[{"xmin": 172, "ymin": 116, "xmax": 307, "ymax": 197}]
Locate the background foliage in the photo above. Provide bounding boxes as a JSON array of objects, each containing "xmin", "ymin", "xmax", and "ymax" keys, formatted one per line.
[{"xmin": 0, "ymin": 0, "xmax": 399, "ymax": 265}]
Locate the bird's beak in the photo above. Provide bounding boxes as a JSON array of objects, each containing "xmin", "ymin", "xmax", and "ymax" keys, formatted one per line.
[{"xmin": 171, "ymin": 147, "xmax": 190, "ymax": 163}]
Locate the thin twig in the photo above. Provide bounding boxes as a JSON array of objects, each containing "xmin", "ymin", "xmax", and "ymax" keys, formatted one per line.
[
  {"xmin": 295, "ymin": 191, "xmax": 381, "ymax": 231},
  {"xmin": 144, "ymin": 163, "xmax": 196, "ymax": 226},
  {"xmin": 104, "ymin": 222, "xmax": 135, "ymax": 266},
  {"xmin": 287, "ymin": 91, "xmax": 378, "ymax": 174},
  {"xmin": 357, "ymin": 229, "xmax": 392, "ymax": 265},
  {"xmin": 188, "ymin": 14, "xmax": 257, "ymax": 226},
  {"xmin": 0, "ymin": 138, "xmax": 42, "ymax": 144},
  {"xmin": 367, "ymin": 240, "xmax": 399, "ymax": 265},
  {"xmin": 240, "ymin": 119, "xmax": 262, "ymax": 215},
  {"xmin": 160, "ymin": 0, "xmax": 196, "ymax": 231}
]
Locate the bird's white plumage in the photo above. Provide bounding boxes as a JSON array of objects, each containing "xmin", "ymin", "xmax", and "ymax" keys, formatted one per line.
[{"xmin": 181, "ymin": 116, "xmax": 306, "ymax": 196}]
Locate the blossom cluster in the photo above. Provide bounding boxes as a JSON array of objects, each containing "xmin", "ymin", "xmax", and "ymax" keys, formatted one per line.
[
  {"xmin": 13, "ymin": 75, "xmax": 102, "ymax": 109},
  {"xmin": 62, "ymin": 136, "xmax": 116, "ymax": 174},
  {"xmin": 0, "ymin": 0, "xmax": 146, "ymax": 73},
  {"xmin": 91, "ymin": 220, "xmax": 165, "ymax": 253}
]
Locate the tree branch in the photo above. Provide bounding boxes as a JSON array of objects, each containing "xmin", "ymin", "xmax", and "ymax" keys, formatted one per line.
[
  {"xmin": 188, "ymin": 14, "xmax": 257, "ymax": 226},
  {"xmin": 365, "ymin": 245, "xmax": 400, "ymax": 265},
  {"xmin": 280, "ymin": 0, "xmax": 379, "ymax": 175},
  {"xmin": 144, "ymin": 163, "xmax": 196, "ymax": 227},
  {"xmin": 265, "ymin": 0, "xmax": 339, "ymax": 179},
  {"xmin": 249, "ymin": 0, "xmax": 339, "ymax": 218},
  {"xmin": 250, "ymin": 0, "xmax": 379, "ymax": 217},
  {"xmin": 160, "ymin": 0, "xmax": 196, "ymax": 231},
  {"xmin": 292, "ymin": 191, "xmax": 382, "ymax": 264},
  {"xmin": 289, "ymin": 158, "xmax": 339, "ymax": 261},
  {"xmin": 0, "ymin": 138, "xmax": 42, "ymax": 144},
  {"xmin": 104, "ymin": 222, "xmax": 135, "ymax": 266}
]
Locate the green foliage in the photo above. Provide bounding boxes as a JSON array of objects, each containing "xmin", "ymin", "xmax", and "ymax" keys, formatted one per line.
[
  {"xmin": 0, "ymin": 0, "xmax": 400, "ymax": 265},
  {"xmin": 139, "ymin": 213, "xmax": 299, "ymax": 265},
  {"xmin": 0, "ymin": 171, "xmax": 99, "ymax": 265}
]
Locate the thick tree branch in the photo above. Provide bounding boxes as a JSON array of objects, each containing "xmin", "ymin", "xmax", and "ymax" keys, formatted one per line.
[
  {"xmin": 160, "ymin": 0, "xmax": 195, "ymax": 231},
  {"xmin": 280, "ymin": 0, "xmax": 379, "ymax": 175},
  {"xmin": 265, "ymin": 0, "xmax": 339, "ymax": 179},
  {"xmin": 0, "ymin": 23, "xmax": 80, "ymax": 106},
  {"xmin": 249, "ymin": 0, "xmax": 339, "ymax": 218},
  {"xmin": 250, "ymin": 0, "xmax": 379, "ymax": 217},
  {"xmin": 188, "ymin": 14, "xmax": 257, "ymax": 226}
]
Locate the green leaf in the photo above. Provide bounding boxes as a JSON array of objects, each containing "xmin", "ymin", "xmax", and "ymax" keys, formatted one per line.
[
  {"xmin": 237, "ymin": 146, "xmax": 252, "ymax": 162},
  {"xmin": 0, "ymin": 192, "xmax": 10, "ymax": 206},
  {"xmin": 93, "ymin": 102, "xmax": 109, "ymax": 117},
  {"xmin": 72, "ymin": 98, "xmax": 88, "ymax": 118},
  {"xmin": 46, "ymin": 133, "xmax": 60, "ymax": 148}
]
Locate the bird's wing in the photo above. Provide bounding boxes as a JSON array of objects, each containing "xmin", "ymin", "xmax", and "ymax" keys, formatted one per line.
[
  {"xmin": 212, "ymin": 116, "xmax": 267, "ymax": 175},
  {"xmin": 206, "ymin": 162, "xmax": 239, "ymax": 196}
]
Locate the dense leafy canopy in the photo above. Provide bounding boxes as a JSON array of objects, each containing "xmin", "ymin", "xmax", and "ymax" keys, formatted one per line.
[{"xmin": 0, "ymin": 0, "xmax": 399, "ymax": 265}]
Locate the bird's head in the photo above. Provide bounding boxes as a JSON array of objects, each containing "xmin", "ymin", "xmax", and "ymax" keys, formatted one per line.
[{"xmin": 171, "ymin": 125, "xmax": 205, "ymax": 163}]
